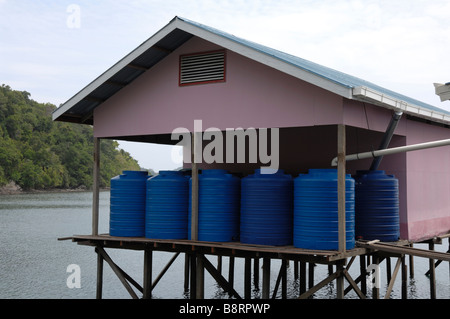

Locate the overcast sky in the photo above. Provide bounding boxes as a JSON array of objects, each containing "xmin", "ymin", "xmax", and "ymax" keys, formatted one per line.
[{"xmin": 1, "ymin": 0, "xmax": 449, "ymax": 171}]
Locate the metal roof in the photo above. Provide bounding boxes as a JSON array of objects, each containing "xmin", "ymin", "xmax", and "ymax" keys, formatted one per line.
[{"xmin": 53, "ymin": 16, "xmax": 450, "ymax": 125}]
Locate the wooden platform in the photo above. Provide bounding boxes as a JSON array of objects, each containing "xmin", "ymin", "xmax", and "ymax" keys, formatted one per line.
[{"xmin": 59, "ymin": 234, "xmax": 369, "ymax": 263}]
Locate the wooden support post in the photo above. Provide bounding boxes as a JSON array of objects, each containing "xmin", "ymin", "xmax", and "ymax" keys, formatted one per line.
[
  {"xmin": 359, "ymin": 255, "xmax": 367, "ymax": 296},
  {"xmin": 336, "ymin": 260, "xmax": 345, "ymax": 299},
  {"xmin": 372, "ymin": 255, "xmax": 379, "ymax": 299},
  {"xmin": 308, "ymin": 263, "xmax": 315, "ymax": 290},
  {"xmin": 92, "ymin": 137, "xmax": 100, "ymax": 236},
  {"xmin": 184, "ymin": 253, "xmax": 190, "ymax": 292},
  {"xmin": 428, "ymin": 242, "xmax": 436, "ymax": 299},
  {"xmin": 299, "ymin": 261, "xmax": 306, "ymax": 295},
  {"xmin": 294, "ymin": 261, "xmax": 299, "ymax": 280},
  {"xmin": 228, "ymin": 256, "xmax": 235, "ymax": 289},
  {"xmin": 384, "ymin": 257, "xmax": 402, "ymax": 299},
  {"xmin": 217, "ymin": 256, "xmax": 222, "ymax": 274},
  {"xmin": 386, "ymin": 257, "xmax": 392, "ymax": 283},
  {"xmin": 337, "ymin": 124, "xmax": 346, "ymax": 253},
  {"xmin": 244, "ymin": 257, "xmax": 251, "ymax": 299},
  {"xmin": 409, "ymin": 243, "xmax": 415, "ymax": 278},
  {"xmin": 253, "ymin": 258, "xmax": 260, "ymax": 289},
  {"xmin": 281, "ymin": 259, "xmax": 287, "ymax": 299},
  {"xmin": 262, "ymin": 258, "xmax": 271, "ymax": 299},
  {"xmin": 401, "ymin": 255, "xmax": 407, "ymax": 299},
  {"xmin": 143, "ymin": 248, "xmax": 152, "ymax": 299},
  {"xmin": 96, "ymin": 247, "xmax": 103, "ymax": 299}
]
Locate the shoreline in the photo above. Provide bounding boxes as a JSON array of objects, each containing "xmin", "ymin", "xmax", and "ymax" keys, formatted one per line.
[{"xmin": 0, "ymin": 181, "xmax": 110, "ymax": 195}]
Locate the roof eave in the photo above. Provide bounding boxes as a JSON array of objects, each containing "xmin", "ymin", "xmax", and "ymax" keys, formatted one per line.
[
  {"xmin": 353, "ymin": 86, "xmax": 450, "ymax": 125},
  {"xmin": 52, "ymin": 17, "xmax": 182, "ymax": 122}
]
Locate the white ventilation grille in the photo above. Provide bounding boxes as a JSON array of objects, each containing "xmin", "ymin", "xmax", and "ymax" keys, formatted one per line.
[{"xmin": 179, "ymin": 50, "xmax": 226, "ymax": 86}]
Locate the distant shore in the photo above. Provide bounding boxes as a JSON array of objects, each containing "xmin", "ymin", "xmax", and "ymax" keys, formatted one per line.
[{"xmin": 0, "ymin": 181, "xmax": 109, "ymax": 195}]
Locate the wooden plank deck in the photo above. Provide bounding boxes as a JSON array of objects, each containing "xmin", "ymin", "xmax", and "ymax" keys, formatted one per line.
[{"xmin": 59, "ymin": 234, "xmax": 369, "ymax": 262}]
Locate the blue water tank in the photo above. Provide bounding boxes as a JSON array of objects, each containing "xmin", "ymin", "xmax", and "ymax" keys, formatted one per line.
[
  {"xmin": 355, "ymin": 170, "xmax": 400, "ymax": 242},
  {"xmin": 240, "ymin": 169, "xmax": 293, "ymax": 246},
  {"xmin": 146, "ymin": 170, "xmax": 189, "ymax": 239},
  {"xmin": 189, "ymin": 169, "xmax": 240, "ymax": 242},
  {"xmin": 294, "ymin": 169, "xmax": 355, "ymax": 250},
  {"xmin": 110, "ymin": 170, "xmax": 148, "ymax": 237}
]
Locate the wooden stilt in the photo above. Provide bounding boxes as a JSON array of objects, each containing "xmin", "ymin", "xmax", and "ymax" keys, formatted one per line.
[
  {"xmin": 217, "ymin": 256, "xmax": 222, "ymax": 274},
  {"xmin": 228, "ymin": 256, "xmax": 235, "ymax": 290},
  {"xmin": 143, "ymin": 248, "xmax": 152, "ymax": 299},
  {"xmin": 253, "ymin": 258, "xmax": 260, "ymax": 289},
  {"xmin": 244, "ymin": 257, "xmax": 251, "ymax": 298},
  {"xmin": 96, "ymin": 247, "xmax": 103, "ymax": 299},
  {"xmin": 294, "ymin": 261, "xmax": 299, "ymax": 280},
  {"xmin": 359, "ymin": 255, "xmax": 367, "ymax": 296},
  {"xmin": 299, "ymin": 261, "xmax": 306, "ymax": 295},
  {"xmin": 262, "ymin": 258, "xmax": 271, "ymax": 299},
  {"xmin": 386, "ymin": 257, "xmax": 392, "ymax": 283},
  {"xmin": 401, "ymin": 255, "xmax": 407, "ymax": 299},
  {"xmin": 336, "ymin": 260, "xmax": 345, "ymax": 299},
  {"xmin": 409, "ymin": 243, "xmax": 415, "ymax": 278},
  {"xmin": 308, "ymin": 263, "xmax": 315, "ymax": 290},
  {"xmin": 428, "ymin": 242, "xmax": 436, "ymax": 299},
  {"xmin": 184, "ymin": 253, "xmax": 190, "ymax": 292},
  {"xmin": 282, "ymin": 259, "xmax": 287, "ymax": 299}
]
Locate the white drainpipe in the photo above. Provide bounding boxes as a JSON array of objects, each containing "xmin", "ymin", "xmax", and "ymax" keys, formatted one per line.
[{"xmin": 331, "ymin": 138, "xmax": 450, "ymax": 166}]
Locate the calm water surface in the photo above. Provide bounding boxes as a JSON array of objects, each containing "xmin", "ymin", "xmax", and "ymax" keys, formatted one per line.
[{"xmin": 0, "ymin": 191, "xmax": 449, "ymax": 299}]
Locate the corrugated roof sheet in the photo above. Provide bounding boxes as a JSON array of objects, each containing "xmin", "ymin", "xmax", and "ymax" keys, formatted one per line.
[{"xmin": 178, "ymin": 17, "xmax": 449, "ymax": 117}]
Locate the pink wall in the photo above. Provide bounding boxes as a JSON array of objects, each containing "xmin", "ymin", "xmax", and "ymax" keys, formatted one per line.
[
  {"xmin": 94, "ymin": 37, "xmax": 344, "ymax": 137},
  {"xmin": 404, "ymin": 119, "xmax": 450, "ymax": 241}
]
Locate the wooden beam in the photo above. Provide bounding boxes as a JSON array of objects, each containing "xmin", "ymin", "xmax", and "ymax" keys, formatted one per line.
[
  {"xmin": 95, "ymin": 247, "xmax": 139, "ymax": 299},
  {"xmin": 92, "ymin": 137, "xmax": 100, "ymax": 236},
  {"xmin": 299, "ymin": 270, "xmax": 340, "ymax": 299},
  {"xmin": 200, "ymin": 255, "xmax": 242, "ymax": 299},
  {"xmin": 384, "ymin": 257, "xmax": 402, "ymax": 299}
]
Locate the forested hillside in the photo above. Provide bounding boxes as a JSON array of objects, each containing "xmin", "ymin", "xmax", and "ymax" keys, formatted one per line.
[{"xmin": 0, "ymin": 84, "xmax": 141, "ymax": 190}]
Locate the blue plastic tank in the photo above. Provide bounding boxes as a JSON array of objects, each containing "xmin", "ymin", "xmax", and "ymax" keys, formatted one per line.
[
  {"xmin": 240, "ymin": 169, "xmax": 293, "ymax": 246},
  {"xmin": 294, "ymin": 169, "xmax": 355, "ymax": 250},
  {"xmin": 355, "ymin": 170, "xmax": 400, "ymax": 242},
  {"xmin": 110, "ymin": 170, "xmax": 148, "ymax": 237},
  {"xmin": 189, "ymin": 169, "xmax": 240, "ymax": 242},
  {"xmin": 146, "ymin": 170, "xmax": 189, "ymax": 239}
]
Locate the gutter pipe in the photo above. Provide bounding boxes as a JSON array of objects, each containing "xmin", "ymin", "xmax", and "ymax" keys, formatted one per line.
[
  {"xmin": 331, "ymin": 138, "xmax": 450, "ymax": 167},
  {"xmin": 369, "ymin": 111, "xmax": 403, "ymax": 171}
]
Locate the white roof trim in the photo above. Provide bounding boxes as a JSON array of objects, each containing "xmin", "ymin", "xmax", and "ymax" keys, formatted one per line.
[{"xmin": 353, "ymin": 86, "xmax": 450, "ymax": 125}]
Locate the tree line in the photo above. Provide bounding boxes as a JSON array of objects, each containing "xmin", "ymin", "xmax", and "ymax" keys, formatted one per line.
[{"xmin": 0, "ymin": 84, "xmax": 141, "ymax": 190}]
